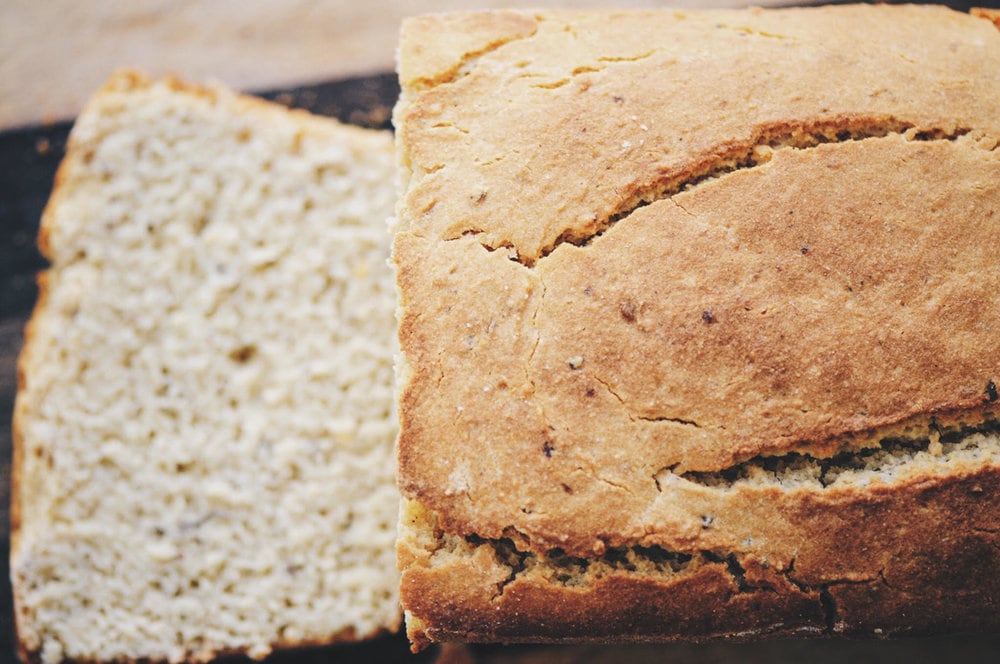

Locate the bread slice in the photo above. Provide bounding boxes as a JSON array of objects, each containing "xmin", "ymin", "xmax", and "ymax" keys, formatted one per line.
[
  {"xmin": 11, "ymin": 72, "xmax": 400, "ymax": 662},
  {"xmin": 392, "ymin": 4, "xmax": 1000, "ymax": 649}
]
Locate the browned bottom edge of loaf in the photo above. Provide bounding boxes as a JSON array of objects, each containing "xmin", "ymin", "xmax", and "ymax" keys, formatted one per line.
[{"xmin": 400, "ymin": 465, "xmax": 1000, "ymax": 650}]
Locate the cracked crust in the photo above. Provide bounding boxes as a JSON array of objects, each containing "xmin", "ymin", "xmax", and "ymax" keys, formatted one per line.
[
  {"xmin": 400, "ymin": 458, "xmax": 1000, "ymax": 647},
  {"xmin": 394, "ymin": 4, "xmax": 1000, "ymax": 649},
  {"xmin": 396, "ymin": 5, "xmax": 1000, "ymax": 264}
]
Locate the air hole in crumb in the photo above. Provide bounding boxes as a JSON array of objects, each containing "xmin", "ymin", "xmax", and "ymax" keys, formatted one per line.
[
  {"xmin": 561, "ymin": 483, "xmax": 573, "ymax": 494},
  {"xmin": 634, "ymin": 544, "xmax": 693, "ymax": 570},
  {"xmin": 701, "ymin": 310, "xmax": 716, "ymax": 324},
  {"xmin": 619, "ymin": 300, "xmax": 637, "ymax": 323},
  {"xmin": 229, "ymin": 345, "xmax": 258, "ymax": 363},
  {"xmin": 543, "ymin": 441, "xmax": 554, "ymax": 458},
  {"xmin": 986, "ymin": 380, "xmax": 998, "ymax": 402}
]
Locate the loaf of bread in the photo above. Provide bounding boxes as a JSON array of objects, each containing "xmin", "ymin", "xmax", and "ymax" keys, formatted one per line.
[
  {"xmin": 392, "ymin": 4, "xmax": 1000, "ymax": 649},
  {"xmin": 11, "ymin": 72, "xmax": 400, "ymax": 662}
]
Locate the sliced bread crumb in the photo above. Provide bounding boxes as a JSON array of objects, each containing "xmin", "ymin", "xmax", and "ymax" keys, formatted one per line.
[{"xmin": 11, "ymin": 71, "xmax": 400, "ymax": 663}]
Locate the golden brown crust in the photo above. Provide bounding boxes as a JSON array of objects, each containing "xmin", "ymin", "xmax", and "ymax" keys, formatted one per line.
[
  {"xmin": 398, "ymin": 12, "xmax": 538, "ymax": 91},
  {"xmin": 394, "ymin": 4, "xmax": 1000, "ymax": 648},
  {"xmin": 401, "ymin": 466, "xmax": 1000, "ymax": 645},
  {"xmin": 398, "ymin": 134, "xmax": 1000, "ymax": 556},
  {"xmin": 396, "ymin": 6, "xmax": 1000, "ymax": 263},
  {"xmin": 972, "ymin": 7, "xmax": 1000, "ymax": 29}
]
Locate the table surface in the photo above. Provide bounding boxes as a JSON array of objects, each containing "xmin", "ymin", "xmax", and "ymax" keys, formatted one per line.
[{"xmin": 2, "ymin": 1, "xmax": 1000, "ymax": 662}]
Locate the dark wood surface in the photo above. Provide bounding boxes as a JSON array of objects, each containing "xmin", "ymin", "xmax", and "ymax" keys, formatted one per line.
[{"xmin": 2, "ymin": 70, "xmax": 1000, "ymax": 664}]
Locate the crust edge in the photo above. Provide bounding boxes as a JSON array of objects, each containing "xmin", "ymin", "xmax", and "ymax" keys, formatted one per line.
[{"xmin": 400, "ymin": 463, "xmax": 1000, "ymax": 649}]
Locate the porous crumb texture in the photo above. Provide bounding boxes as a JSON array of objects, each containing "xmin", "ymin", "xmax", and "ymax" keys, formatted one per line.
[
  {"xmin": 393, "ymin": 5, "xmax": 1000, "ymax": 648},
  {"xmin": 12, "ymin": 72, "xmax": 400, "ymax": 663}
]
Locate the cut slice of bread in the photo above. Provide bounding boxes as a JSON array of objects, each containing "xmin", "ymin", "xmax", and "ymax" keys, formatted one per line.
[{"xmin": 11, "ymin": 71, "xmax": 400, "ymax": 663}]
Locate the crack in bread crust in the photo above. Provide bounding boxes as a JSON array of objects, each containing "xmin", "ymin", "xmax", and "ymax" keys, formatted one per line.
[
  {"xmin": 395, "ymin": 132, "xmax": 1000, "ymax": 566},
  {"xmin": 675, "ymin": 420, "xmax": 1000, "ymax": 490},
  {"xmin": 398, "ymin": 6, "xmax": 1000, "ymax": 266},
  {"xmin": 400, "ymin": 459, "xmax": 1000, "ymax": 643},
  {"xmin": 459, "ymin": 122, "xmax": 982, "ymax": 267},
  {"xmin": 394, "ymin": 5, "xmax": 1000, "ymax": 650}
]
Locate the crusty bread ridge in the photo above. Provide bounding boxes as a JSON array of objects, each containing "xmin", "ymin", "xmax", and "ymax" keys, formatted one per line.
[
  {"xmin": 393, "ymin": 4, "xmax": 1000, "ymax": 649},
  {"xmin": 973, "ymin": 7, "xmax": 1000, "ymax": 29},
  {"xmin": 12, "ymin": 71, "xmax": 400, "ymax": 662}
]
